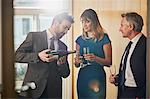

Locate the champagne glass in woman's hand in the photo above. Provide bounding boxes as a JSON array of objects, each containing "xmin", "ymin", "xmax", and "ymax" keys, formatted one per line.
[{"xmin": 83, "ymin": 47, "xmax": 91, "ymax": 65}]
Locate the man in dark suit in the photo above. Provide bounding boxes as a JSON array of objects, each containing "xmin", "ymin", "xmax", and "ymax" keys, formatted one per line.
[
  {"xmin": 15, "ymin": 13, "xmax": 74, "ymax": 99},
  {"xmin": 109, "ymin": 12, "xmax": 146, "ymax": 98}
]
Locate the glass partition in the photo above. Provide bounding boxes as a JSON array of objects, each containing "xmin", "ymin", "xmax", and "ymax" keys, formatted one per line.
[{"xmin": 13, "ymin": 0, "xmax": 72, "ymax": 99}]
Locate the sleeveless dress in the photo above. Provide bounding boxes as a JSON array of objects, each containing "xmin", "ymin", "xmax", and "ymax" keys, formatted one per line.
[{"xmin": 76, "ymin": 33, "xmax": 111, "ymax": 99}]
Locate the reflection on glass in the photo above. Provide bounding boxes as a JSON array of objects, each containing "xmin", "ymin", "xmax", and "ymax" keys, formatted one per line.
[
  {"xmin": 13, "ymin": 0, "xmax": 69, "ymax": 13},
  {"xmin": 22, "ymin": 18, "xmax": 30, "ymax": 35},
  {"xmin": 15, "ymin": 63, "xmax": 28, "ymax": 90},
  {"xmin": 14, "ymin": 15, "xmax": 33, "ymax": 50},
  {"xmin": 39, "ymin": 16, "xmax": 53, "ymax": 31},
  {"xmin": 14, "ymin": 15, "xmax": 33, "ymax": 90},
  {"xmin": 14, "ymin": 0, "xmax": 40, "ymax": 8}
]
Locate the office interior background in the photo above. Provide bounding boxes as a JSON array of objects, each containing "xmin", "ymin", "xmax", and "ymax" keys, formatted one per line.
[{"xmin": 0, "ymin": 0, "xmax": 150, "ymax": 99}]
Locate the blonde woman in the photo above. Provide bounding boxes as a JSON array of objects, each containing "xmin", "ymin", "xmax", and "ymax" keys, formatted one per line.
[{"xmin": 75, "ymin": 9, "xmax": 112, "ymax": 99}]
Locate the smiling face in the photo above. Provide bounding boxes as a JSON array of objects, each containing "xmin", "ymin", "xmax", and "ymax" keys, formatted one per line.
[
  {"xmin": 81, "ymin": 17, "xmax": 93, "ymax": 33},
  {"xmin": 119, "ymin": 17, "xmax": 132, "ymax": 38},
  {"xmin": 54, "ymin": 19, "xmax": 72, "ymax": 39}
]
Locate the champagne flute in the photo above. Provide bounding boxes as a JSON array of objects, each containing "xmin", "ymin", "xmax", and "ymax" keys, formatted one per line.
[{"xmin": 83, "ymin": 47, "xmax": 91, "ymax": 66}]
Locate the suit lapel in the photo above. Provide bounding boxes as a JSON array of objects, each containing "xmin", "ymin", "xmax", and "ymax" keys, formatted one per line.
[
  {"xmin": 130, "ymin": 34, "xmax": 146, "ymax": 66},
  {"xmin": 119, "ymin": 34, "xmax": 145, "ymax": 72},
  {"xmin": 130, "ymin": 34, "xmax": 145, "ymax": 60}
]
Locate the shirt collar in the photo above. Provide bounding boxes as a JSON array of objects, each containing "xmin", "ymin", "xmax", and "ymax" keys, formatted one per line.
[
  {"xmin": 46, "ymin": 29, "xmax": 54, "ymax": 39},
  {"xmin": 131, "ymin": 33, "xmax": 142, "ymax": 43}
]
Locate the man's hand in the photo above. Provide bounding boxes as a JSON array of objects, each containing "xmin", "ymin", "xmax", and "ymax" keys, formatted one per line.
[
  {"xmin": 109, "ymin": 74, "xmax": 116, "ymax": 84},
  {"xmin": 38, "ymin": 49, "xmax": 56, "ymax": 62},
  {"xmin": 57, "ymin": 56, "xmax": 67, "ymax": 65}
]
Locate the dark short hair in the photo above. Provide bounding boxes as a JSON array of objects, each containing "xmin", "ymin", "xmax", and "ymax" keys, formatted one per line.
[
  {"xmin": 121, "ymin": 12, "xmax": 144, "ymax": 32},
  {"xmin": 52, "ymin": 12, "xmax": 74, "ymax": 24}
]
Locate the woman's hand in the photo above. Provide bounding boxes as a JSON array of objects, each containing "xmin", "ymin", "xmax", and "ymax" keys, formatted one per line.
[
  {"xmin": 38, "ymin": 49, "xmax": 57, "ymax": 62},
  {"xmin": 74, "ymin": 56, "xmax": 83, "ymax": 67},
  {"xmin": 84, "ymin": 53, "xmax": 96, "ymax": 61}
]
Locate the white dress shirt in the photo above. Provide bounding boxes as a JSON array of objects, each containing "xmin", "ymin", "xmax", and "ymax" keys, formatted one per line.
[{"xmin": 122, "ymin": 33, "xmax": 142, "ymax": 87}]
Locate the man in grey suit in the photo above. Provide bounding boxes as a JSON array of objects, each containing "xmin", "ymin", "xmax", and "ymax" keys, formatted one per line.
[
  {"xmin": 15, "ymin": 13, "xmax": 74, "ymax": 99},
  {"xmin": 109, "ymin": 12, "xmax": 146, "ymax": 98}
]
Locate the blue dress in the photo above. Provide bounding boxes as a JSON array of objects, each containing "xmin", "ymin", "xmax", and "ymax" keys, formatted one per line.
[{"xmin": 76, "ymin": 33, "xmax": 111, "ymax": 99}]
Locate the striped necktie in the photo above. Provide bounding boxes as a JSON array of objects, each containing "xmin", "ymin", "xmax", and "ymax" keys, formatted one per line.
[
  {"xmin": 120, "ymin": 41, "xmax": 133, "ymax": 86},
  {"xmin": 49, "ymin": 38, "xmax": 55, "ymax": 50}
]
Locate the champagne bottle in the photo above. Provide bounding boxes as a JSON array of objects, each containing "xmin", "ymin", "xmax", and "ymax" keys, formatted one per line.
[{"xmin": 46, "ymin": 50, "xmax": 76, "ymax": 57}]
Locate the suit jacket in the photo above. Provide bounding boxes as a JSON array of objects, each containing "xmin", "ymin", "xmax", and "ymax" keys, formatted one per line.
[
  {"xmin": 117, "ymin": 34, "xmax": 146, "ymax": 98},
  {"xmin": 15, "ymin": 30, "xmax": 70, "ymax": 98}
]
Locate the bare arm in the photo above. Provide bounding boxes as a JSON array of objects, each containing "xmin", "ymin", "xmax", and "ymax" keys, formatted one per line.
[{"xmin": 96, "ymin": 42, "xmax": 112, "ymax": 65}]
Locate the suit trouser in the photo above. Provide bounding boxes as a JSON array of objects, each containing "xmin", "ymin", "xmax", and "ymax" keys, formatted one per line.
[
  {"xmin": 40, "ymin": 65, "xmax": 62, "ymax": 99},
  {"xmin": 118, "ymin": 85, "xmax": 138, "ymax": 99}
]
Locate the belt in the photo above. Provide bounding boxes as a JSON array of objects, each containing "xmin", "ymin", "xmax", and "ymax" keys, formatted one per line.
[{"xmin": 120, "ymin": 85, "xmax": 137, "ymax": 91}]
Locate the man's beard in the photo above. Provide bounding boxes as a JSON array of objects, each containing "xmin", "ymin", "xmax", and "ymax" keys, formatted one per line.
[{"xmin": 54, "ymin": 33, "xmax": 63, "ymax": 39}]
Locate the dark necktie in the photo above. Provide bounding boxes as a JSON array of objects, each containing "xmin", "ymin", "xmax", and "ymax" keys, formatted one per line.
[
  {"xmin": 49, "ymin": 38, "xmax": 55, "ymax": 50},
  {"xmin": 120, "ymin": 41, "xmax": 133, "ymax": 86}
]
